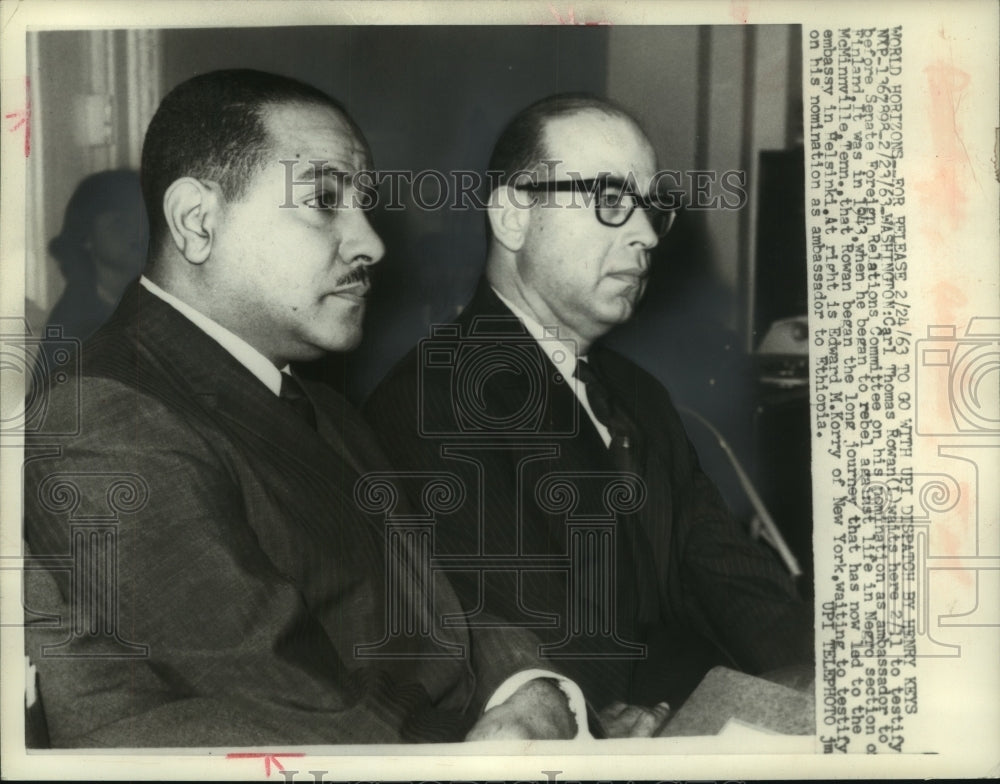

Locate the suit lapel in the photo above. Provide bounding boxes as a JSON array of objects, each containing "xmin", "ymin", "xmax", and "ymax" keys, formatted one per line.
[
  {"xmin": 460, "ymin": 282, "xmax": 593, "ymax": 444},
  {"xmin": 461, "ymin": 284, "xmax": 665, "ymax": 643},
  {"xmin": 89, "ymin": 286, "xmax": 473, "ymax": 698},
  {"xmin": 305, "ymin": 374, "xmax": 394, "ymax": 477},
  {"xmin": 112, "ymin": 284, "xmax": 375, "ymax": 487},
  {"xmin": 589, "ymin": 345, "xmax": 675, "ymax": 589}
]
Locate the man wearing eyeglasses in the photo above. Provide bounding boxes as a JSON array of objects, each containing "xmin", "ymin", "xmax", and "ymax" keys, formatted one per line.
[{"xmin": 365, "ymin": 94, "xmax": 812, "ymax": 737}]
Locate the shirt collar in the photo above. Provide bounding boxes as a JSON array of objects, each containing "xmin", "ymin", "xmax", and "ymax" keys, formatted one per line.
[
  {"xmin": 491, "ymin": 286, "xmax": 610, "ymax": 446},
  {"xmin": 491, "ymin": 286, "xmax": 582, "ymax": 379},
  {"xmin": 139, "ymin": 276, "xmax": 285, "ymax": 396}
]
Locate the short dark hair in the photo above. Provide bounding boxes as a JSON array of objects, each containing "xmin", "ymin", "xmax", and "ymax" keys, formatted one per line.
[
  {"xmin": 487, "ymin": 93, "xmax": 639, "ymax": 186},
  {"xmin": 140, "ymin": 69, "xmax": 363, "ymax": 251}
]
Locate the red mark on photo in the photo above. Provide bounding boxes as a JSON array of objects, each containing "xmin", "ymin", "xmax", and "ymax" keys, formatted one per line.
[
  {"xmin": 729, "ymin": 0, "xmax": 751, "ymax": 24},
  {"xmin": 226, "ymin": 752, "xmax": 306, "ymax": 777},
  {"xmin": 4, "ymin": 77, "xmax": 31, "ymax": 157},
  {"xmin": 549, "ymin": 5, "xmax": 612, "ymax": 26},
  {"xmin": 923, "ymin": 60, "xmax": 973, "ymax": 229}
]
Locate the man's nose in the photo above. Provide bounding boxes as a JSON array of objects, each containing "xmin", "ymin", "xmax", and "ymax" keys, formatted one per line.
[
  {"xmin": 626, "ymin": 207, "xmax": 659, "ymax": 251},
  {"xmin": 341, "ymin": 207, "xmax": 386, "ymax": 266}
]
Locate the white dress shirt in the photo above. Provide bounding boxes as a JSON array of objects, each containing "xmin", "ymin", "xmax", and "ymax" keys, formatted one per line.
[
  {"xmin": 492, "ymin": 287, "xmax": 612, "ymax": 447},
  {"xmin": 140, "ymin": 276, "xmax": 287, "ymax": 394}
]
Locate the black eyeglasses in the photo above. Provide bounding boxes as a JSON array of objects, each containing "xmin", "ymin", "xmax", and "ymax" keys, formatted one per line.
[{"xmin": 514, "ymin": 176, "xmax": 677, "ymax": 236}]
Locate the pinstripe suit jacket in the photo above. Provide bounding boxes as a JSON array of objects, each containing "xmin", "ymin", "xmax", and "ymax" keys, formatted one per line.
[
  {"xmin": 364, "ymin": 281, "xmax": 813, "ymax": 710},
  {"xmin": 23, "ymin": 283, "xmax": 543, "ymax": 747}
]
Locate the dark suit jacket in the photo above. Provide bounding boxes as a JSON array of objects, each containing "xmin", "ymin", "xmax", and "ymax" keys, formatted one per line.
[
  {"xmin": 23, "ymin": 283, "xmax": 544, "ymax": 747},
  {"xmin": 364, "ymin": 281, "xmax": 812, "ymax": 709}
]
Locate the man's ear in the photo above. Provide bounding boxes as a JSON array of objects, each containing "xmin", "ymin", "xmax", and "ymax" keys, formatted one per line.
[
  {"xmin": 487, "ymin": 185, "xmax": 533, "ymax": 253},
  {"xmin": 162, "ymin": 178, "xmax": 222, "ymax": 264}
]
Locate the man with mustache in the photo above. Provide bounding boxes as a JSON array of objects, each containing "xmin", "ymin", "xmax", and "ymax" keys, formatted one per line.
[
  {"xmin": 366, "ymin": 95, "xmax": 812, "ymax": 734},
  {"xmin": 23, "ymin": 70, "xmax": 582, "ymax": 746}
]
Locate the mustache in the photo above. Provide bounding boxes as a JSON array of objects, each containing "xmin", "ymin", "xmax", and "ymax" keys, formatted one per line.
[{"xmin": 335, "ymin": 266, "xmax": 371, "ymax": 288}]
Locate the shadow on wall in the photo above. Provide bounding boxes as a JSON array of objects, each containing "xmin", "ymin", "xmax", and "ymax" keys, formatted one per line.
[{"xmin": 43, "ymin": 170, "xmax": 148, "ymax": 346}]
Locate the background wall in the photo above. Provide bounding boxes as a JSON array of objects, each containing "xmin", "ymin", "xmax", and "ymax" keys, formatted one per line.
[
  {"xmin": 27, "ymin": 29, "xmax": 158, "ymax": 323},
  {"xmin": 29, "ymin": 25, "xmax": 802, "ymax": 362},
  {"xmin": 159, "ymin": 25, "xmax": 614, "ymax": 397},
  {"xmin": 27, "ymin": 26, "xmax": 809, "ymax": 578}
]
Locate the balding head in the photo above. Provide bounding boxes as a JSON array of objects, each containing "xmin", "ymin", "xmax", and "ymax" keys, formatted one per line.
[
  {"xmin": 487, "ymin": 93, "xmax": 647, "ymax": 189},
  {"xmin": 485, "ymin": 97, "xmax": 665, "ymax": 353}
]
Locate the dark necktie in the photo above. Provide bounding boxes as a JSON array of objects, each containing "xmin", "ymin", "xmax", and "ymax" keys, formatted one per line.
[
  {"xmin": 574, "ymin": 359, "xmax": 655, "ymax": 685},
  {"xmin": 279, "ymin": 371, "xmax": 317, "ymax": 430},
  {"xmin": 574, "ymin": 358, "xmax": 641, "ymax": 474}
]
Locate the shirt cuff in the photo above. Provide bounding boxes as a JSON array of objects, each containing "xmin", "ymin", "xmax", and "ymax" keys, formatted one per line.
[{"xmin": 483, "ymin": 668, "xmax": 592, "ymax": 740}]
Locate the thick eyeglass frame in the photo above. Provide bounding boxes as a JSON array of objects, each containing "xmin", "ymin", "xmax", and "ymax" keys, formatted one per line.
[{"xmin": 513, "ymin": 175, "xmax": 677, "ymax": 236}]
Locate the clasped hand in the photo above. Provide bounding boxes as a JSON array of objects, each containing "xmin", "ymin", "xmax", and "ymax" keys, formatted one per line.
[
  {"xmin": 465, "ymin": 679, "xmax": 671, "ymax": 740},
  {"xmin": 465, "ymin": 678, "xmax": 576, "ymax": 740}
]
